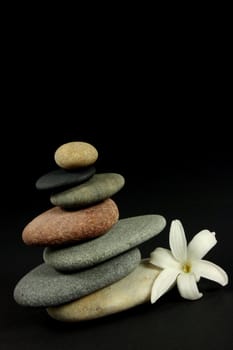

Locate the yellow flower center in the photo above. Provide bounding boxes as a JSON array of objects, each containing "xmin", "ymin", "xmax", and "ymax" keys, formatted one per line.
[{"xmin": 182, "ymin": 263, "xmax": 191, "ymax": 273}]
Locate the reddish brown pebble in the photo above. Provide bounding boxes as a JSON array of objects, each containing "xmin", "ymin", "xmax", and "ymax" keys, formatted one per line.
[{"xmin": 22, "ymin": 199, "xmax": 119, "ymax": 246}]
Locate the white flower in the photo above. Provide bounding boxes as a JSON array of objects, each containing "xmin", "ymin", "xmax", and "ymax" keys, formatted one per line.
[{"xmin": 150, "ymin": 219, "xmax": 228, "ymax": 303}]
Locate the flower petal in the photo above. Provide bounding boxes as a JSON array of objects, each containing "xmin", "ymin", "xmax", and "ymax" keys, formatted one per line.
[
  {"xmin": 150, "ymin": 247, "xmax": 181, "ymax": 269},
  {"xmin": 192, "ymin": 259, "xmax": 228, "ymax": 286},
  {"xmin": 151, "ymin": 268, "xmax": 179, "ymax": 303},
  {"xmin": 187, "ymin": 230, "xmax": 217, "ymax": 260},
  {"xmin": 177, "ymin": 273, "xmax": 203, "ymax": 300},
  {"xmin": 169, "ymin": 220, "xmax": 187, "ymax": 262}
]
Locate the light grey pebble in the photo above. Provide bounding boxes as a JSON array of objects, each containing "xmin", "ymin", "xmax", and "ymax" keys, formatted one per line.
[
  {"xmin": 13, "ymin": 248, "xmax": 140, "ymax": 307},
  {"xmin": 44, "ymin": 215, "xmax": 166, "ymax": 272},
  {"xmin": 50, "ymin": 173, "xmax": 125, "ymax": 209}
]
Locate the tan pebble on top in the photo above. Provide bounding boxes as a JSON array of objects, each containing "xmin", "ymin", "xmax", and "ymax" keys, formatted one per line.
[{"xmin": 54, "ymin": 141, "xmax": 98, "ymax": 169}]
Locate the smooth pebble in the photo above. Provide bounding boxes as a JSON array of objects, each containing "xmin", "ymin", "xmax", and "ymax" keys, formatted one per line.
[
  {"xmin": 23, "ymin": 199, "xmax": 119, "ymax": 246},
  {"xmin": 54, "ymin": 141, "xmax": 98, "ymax": 169}
]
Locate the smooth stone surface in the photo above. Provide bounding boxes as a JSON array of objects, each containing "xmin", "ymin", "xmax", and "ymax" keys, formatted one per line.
[
  {"xmin": 44, "ymin": 215, "xmax": 166, "ymax": 271},
  {"xmin": 14, "ymin": 248, "xmax": 141, "ymax": 307},
  {"xmin": 47, "ymin": 260, "xmax": 160, "ymax": 321},
  {"xmin": 54, "ymin": 141, "xmax": 98, "ymax": 169},
  {"xmin": 50, "ymin": 173, "xmax": 125, "ymax": 209},
  {"xmin": 35, "ymin": 166, "xmax": 96, "ymax": 191},
  {"xmin": 23, "ymin": 199, "xmax": 119, "ymax": 246}
]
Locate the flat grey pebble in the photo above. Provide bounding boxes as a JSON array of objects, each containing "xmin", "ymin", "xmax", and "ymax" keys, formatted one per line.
[
  {"xmin": 50, "ymin": 173, "xmax": 125, "ymax": 209},
  {"xmin": 44, "ymin": 215, "xmax": 166, "ymax": 272},
  {"xmin": 13, "ymin": 248, "xmax": 141, "ymax": 307}
]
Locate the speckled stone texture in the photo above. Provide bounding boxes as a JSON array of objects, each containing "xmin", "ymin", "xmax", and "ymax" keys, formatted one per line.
[
  {"xmin": 50, "ymin": 173, "xmax": 125, "ymax": 209},
  {"xmin": 44, "ymin": 215, "xmax": 166, "ymax": 271},
  {"xmin": 54, "ymin": 141, "xmax": 98, "ymax": 169},
  {"xmin": 47, "ymin": 260, "xmax": 160, "ymax": 321},
  {"xmin": 22, "ymin": 199, "xmax": 119, "ymax": 246},
  {"xmin": 35, "ymin": 166, "xmax": 96, "ymax": 191},
  {"xmin": 13, "ymin": 248, "xmax": 141, "ymax": 307}
]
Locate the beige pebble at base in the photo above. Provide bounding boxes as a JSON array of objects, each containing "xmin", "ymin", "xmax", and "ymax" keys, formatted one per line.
[
  {"xmin": 47, "ymin": 260, "xmax": 160, "ymax": 322},
  {"xmin": 54, "ymin": 142, "xmax": 98, "ymax": 169}
]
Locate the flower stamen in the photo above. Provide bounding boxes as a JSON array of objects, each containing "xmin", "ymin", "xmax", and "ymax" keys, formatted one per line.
[{"xmin": 182, "ymin": 263, "xmax": 191, "ymax": 273}]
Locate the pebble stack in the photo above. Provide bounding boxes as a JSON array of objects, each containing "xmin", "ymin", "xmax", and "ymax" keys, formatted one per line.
[{"xmin": 14, "ymin": 141, "xmax": 166, "ymax": 321}]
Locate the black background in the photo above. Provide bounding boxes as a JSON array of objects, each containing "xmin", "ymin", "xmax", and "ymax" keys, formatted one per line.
[
  {"xmin": 1, "ymin": 8, "xmax": 232, "ymax": 347},
  {"xmin": 1, "ymin": 13, "xmax": 233, "ymax": 345},
  {"xmin": 0, "ymin": 120, "xmax": 232, "ymax": 350}
]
